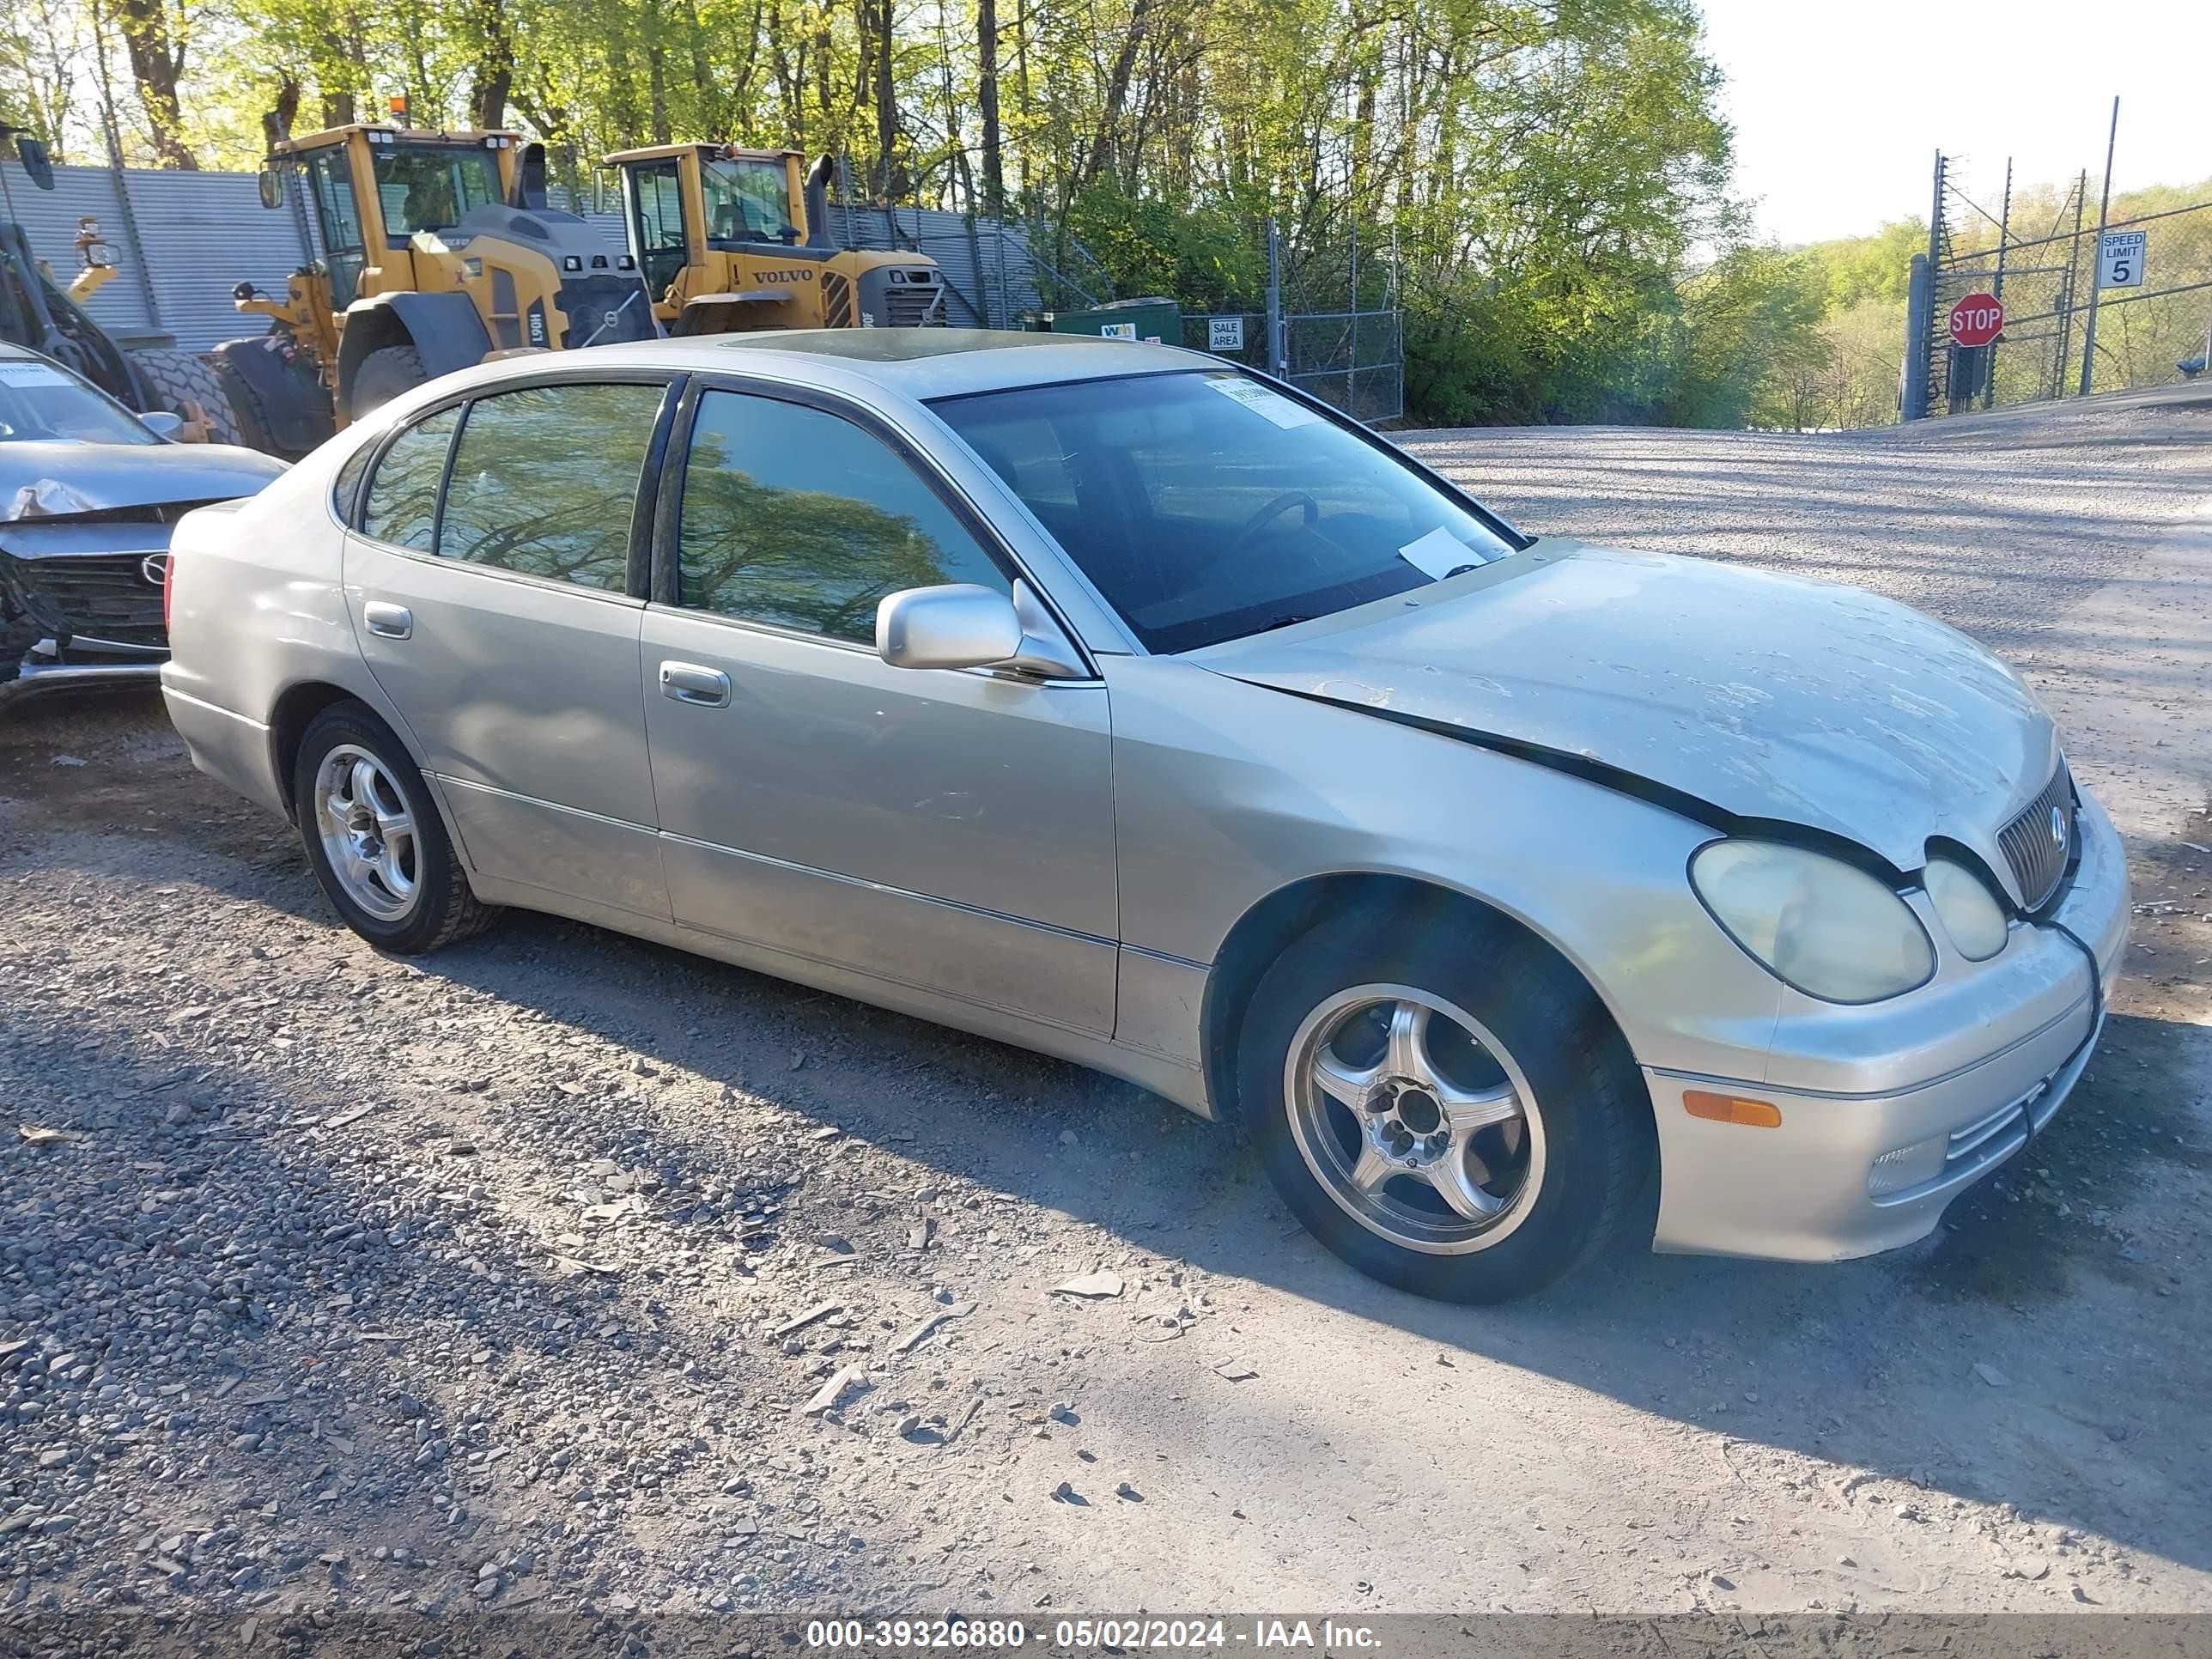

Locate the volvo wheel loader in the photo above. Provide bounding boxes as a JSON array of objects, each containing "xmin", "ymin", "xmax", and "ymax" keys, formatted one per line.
[
  {"xmin": 213, "ymin": 112, "xmax": 658, "ymax": 458},
  {"xmin": 605, "ymin": 144, "xmax": 948, "ymax": 335}
]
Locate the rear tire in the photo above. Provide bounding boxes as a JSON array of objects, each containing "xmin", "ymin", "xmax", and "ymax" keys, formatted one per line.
[
  {"xmin": 292, "ymin": 703, "xmax": 495, "ymax": 954},
  {"xmin": 1237, "ymin": 909, "xmax": 1651, "ymax": 1303},
  {"xmin": 130, "ymin": 347, "xmax": 243, "ymax": 444},
  {"xmin": 213, "ymin": 352, "xmax": 283, "ymax": 456},
  {"xmin": 349, "ymin": 344, "xmax": 428, "ymax": 421}
]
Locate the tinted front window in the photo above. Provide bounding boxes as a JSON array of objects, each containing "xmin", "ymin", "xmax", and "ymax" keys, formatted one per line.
[
  {"xmin": 629, "ymin": 160, "xmax": 688, "ymax": 295},
  {"xmin": 702, "ymin": 157, "xmax": 794, "ymax": 245},
  {"xmin": 374, "ymin": 144, "xmax": 503, "ymax": 238},
  {"xmin": 360, "ymin": 407, "xmax": 457, "ymax": 550},
  {"xmin": 676, "ymin": 389, "xmax": 1009, "ymax": 644},
  {"xmin": 438, "ymin": 383, "xmax": 663, "ymax": 591},
  {"xmin": 0, "ymin": 355, "xmax": 159, "ymax": 445},
  {"xmin": 933, "ymin": 371, "xmax": 1516, "ymax": 653},
  {"xmin": 305, "ymin": 149, "xmax": 366, "ymax": 308}
]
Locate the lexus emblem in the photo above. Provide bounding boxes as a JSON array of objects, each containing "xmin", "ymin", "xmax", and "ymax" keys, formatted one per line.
[
  {"xmin": 2048, "ymin": 805, "xmax": 2068, "ymax": 849},
  {"xmin": 140, "ymin": 552, "xmax": 170, "ymax": 587}
]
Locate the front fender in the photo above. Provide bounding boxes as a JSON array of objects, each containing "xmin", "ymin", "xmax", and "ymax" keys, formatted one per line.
[
  {"xmin": 1103, "ymin": 656, "xmax": 1783, "ymax": 1083},
  {"xmin": 338, "ymin": 292, "xmax": 492, "ymax": 397}
]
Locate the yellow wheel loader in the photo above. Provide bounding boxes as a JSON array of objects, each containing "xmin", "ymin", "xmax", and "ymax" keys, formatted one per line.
[
  {"xmin": 605, "ymin": 145, "xmax": 948, "ymax": 335},
  {"xmin": 213, "ymin": 114, "xmax": 658, "ymax": 458}
]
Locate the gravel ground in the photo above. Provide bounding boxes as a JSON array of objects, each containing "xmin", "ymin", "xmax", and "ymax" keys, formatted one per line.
[{"xmin": 3, "ymin": 387, "xmax": 2209, "ymax": 1633}]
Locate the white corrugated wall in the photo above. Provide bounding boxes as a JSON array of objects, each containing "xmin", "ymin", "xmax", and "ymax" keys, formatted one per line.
[{"xmin": 4, "ymin": 155, "xmax": 1044, "ymax": 352}]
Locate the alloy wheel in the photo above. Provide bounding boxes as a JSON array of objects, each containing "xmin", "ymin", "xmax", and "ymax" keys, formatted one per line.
[
  {"xmin": 313, "ymin": 744, "xmax": 421, "ymax": 922},
  {"xmin": 1283, "ymin": 982, "xmax": 1547, "ymax": 1255}
]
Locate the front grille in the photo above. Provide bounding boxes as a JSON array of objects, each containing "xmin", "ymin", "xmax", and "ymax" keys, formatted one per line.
[
  {"xmin": 0, "ymin": 547, "xmax": 168, "ymax": 647},
  {"xmin": 1995, "ymin": 761, "xmax": 2076, "ymax": 909},
  {"xmin": 884, "ymin": 272, "xmax": 946, "ymax": 327},
  {"xmin": 557, "ymin": 275, "xmax": 657, "ymax": 347}
]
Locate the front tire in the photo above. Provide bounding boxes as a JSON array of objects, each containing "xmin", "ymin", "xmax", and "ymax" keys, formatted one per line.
[
  {"xmin": 1238, "ymin": 910, "xmax": 1650, "ymax": 1303},
  {"xmin": 348, "ymin": 344, "xmax": 428, "ymax": 421},
  {"xmin": 292, "ymin": 704, "xmax": 494, "ymax": 953}
]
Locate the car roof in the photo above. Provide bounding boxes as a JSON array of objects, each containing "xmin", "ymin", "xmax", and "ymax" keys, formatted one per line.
[{"xmin": 531, "ymin": 329, "xmax": 1218, "ymax": 403}]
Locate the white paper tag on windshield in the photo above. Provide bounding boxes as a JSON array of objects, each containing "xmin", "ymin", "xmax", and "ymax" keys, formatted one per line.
[
  {"xmin": 0, "ymin": 362, "xmax": 72, "ymax": 388},
  {"xmin": 1398, "ymin": 525, "xmax": 1492, "ymax": 580},
  {"xmin": 1205, "ymin": 375, "xmax": 1322, "ymax": 430}
]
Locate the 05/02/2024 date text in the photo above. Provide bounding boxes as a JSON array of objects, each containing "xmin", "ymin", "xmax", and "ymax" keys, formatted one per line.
[{"xmin": 805, "ymin": 1620, "xmax": 1383, "ymax": 1650}]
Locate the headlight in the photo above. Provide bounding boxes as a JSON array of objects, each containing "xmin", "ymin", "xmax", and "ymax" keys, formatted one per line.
[
  {"xmin": 1690, "ymin": 840, "xmax": 1934, "ymax": 1004},
  {"xmin": 1924, "ymin": 858, "xmax": 2009, "ymax": 961}
]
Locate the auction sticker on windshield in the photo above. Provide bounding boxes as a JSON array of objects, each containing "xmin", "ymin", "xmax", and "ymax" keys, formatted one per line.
[
  {"xmin": 1398, "ymin": 523, "xmax": 1497, "ymax": 580},
  {"xmin": 0, "ymin": 362, "xmax": 73, "ymax": 387},
  {"xmin": 1205, "ymin": 374, "xmax": 1322, "ymax": 430}
]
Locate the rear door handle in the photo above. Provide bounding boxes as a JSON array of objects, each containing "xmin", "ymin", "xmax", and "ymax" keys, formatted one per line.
[
  {"xmin": 659, "ymin": 660, "xmax": 731, "ymax": 708},
  {"xmin": 363, "ymin": 601, "xmax": 412, "ymax": 641}
]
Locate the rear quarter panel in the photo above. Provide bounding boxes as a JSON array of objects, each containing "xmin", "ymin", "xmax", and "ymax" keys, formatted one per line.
[{"xmin": 161, "ymin": 442, "xmax": 391, "ymax": 814}]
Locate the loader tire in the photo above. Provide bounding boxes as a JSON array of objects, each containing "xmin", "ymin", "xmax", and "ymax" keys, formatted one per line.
[
  {"xmin": 130, "ymin": 348, "xmax": 243, "ymax": 444},
  {"xmin": 349, "ymin": 345, "xmax": 429, "ymax": 421}
]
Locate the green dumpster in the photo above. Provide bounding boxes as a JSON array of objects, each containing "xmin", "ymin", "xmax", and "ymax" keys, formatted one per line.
[{"xmin": 1043, "ymin": 296, "xmax": 1182, "ymax": 345}]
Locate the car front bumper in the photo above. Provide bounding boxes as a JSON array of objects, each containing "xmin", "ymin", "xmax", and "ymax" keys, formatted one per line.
[
  {"xmin": 1646, "ymin": 787, "xmax": 2130, "ymax": 1261},
  {"xmin": 0, "ymin": 635, "xmax": 166, "ymax": 708}
]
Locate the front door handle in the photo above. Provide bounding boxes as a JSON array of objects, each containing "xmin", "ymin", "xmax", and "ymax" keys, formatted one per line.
[
  {"xmin": 363, "ymin": 601, "xmax": 412, "ymax": 641},
  {"xmin": 659, "ymin": 660, "xmax": 732, "ymax": 708}
]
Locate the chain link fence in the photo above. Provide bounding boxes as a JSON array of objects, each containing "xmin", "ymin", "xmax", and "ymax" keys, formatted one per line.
[
  {"xmin": 1180, "ymin": 307, "xmax": 1404, "ymax": 422},
  {"xmin": 1911, "ymin": 149, "xmax": 2212, "ymax": 419}
]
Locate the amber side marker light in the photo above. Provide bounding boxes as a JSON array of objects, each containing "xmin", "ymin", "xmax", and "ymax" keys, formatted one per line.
[{"xmin": 1683, "ymin": 1091, "xmax": 1783, "ymax": 1128}]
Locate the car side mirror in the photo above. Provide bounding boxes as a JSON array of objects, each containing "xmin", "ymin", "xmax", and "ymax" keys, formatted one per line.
[
  {"xmin": 258, "ymin": 168, "xmax": 283, "ymax": 210},
  {"xmin": 17, "ymin": 137, "xmax": 55, "ymax": 191},
  {"xmin": 139, "ymin": 410, "xmax": 185, "ymax": 439},
  {"xmin": 877, "ymin": 584, "xmax": 1023, "ymax": 671},
  {"xmin": 876, "ymin": 582, "xmax": 1089, "ymax": 678}
]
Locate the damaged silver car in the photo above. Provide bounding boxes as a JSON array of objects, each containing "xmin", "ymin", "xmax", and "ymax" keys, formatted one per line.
[
  {"xmin": 161, "ymin": 332, "xmax": 2130, "ymax": 1303},
  {"xmin": 1, "ymin": 343, "xmax": 285, "ymax": 708}
]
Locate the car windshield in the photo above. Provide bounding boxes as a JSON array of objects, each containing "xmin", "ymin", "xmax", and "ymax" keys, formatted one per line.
[
  {"xmin": 374, "ymin": 143, "xmax": 503, "ymax": 236},
  {"xmin": 0, "ymin": 355, "xmax": 159, "ymax": 446},
  {"xmin": 932, "ymin": 370, "xmax": 1519, "ymax": 653},
  {"xmin": 702, "ymin": 156, "xmax": 795, "ymax": 245}
]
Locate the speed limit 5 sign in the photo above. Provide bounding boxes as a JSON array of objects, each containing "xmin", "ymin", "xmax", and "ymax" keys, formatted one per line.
[{"xmin": 2100, "ymin": 230, "xmax": 2146, "ymax": 289}]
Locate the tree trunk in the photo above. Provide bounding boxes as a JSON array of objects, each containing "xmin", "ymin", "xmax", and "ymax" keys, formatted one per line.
[
  {"xmin": 645, "ymin": 0, "xmax": 671, "ymax": 144},
  {"xmin": 975, "ymin": 0, "xmax": 1003, "ymax": 216},
  {"xmin": 468, "ymin": 0, "xmax": 514, "ymax": 130},
  {"xmin": 273, "ymin": 74, "xmax": 302, "ymax": 146},
  {"xmin": 871, "ymin": 0, "xmax": 901, "ymax": 200},
  {"xmin": 1079, "ymin": 0, "xmax": 1151, "ymax": 186},
  {"xmin": 112, "ymin": 0, "xmax": 195, "ymax": 167}
]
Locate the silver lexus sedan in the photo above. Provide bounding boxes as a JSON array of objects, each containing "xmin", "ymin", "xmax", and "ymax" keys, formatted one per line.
[{"xmin": 160, "ymin": 331, "xmax": 2130, "ymax": 1302}]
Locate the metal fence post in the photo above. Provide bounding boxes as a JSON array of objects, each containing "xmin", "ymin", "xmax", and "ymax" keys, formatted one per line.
[
  {"xmin": 2077, "ymin": 96, "xmax": 2119, "ymax": 398},
  {"xmin": 1265, "ymin": 216, "xmax": 1287, "ymax": 378},
  {"xmin": 1985, "ymin": 158, "xmax": 2012, "ymax": 410},
  {"xmin": 1901, "ymin": 252, "xmax": 1932, "ymax": 421}
]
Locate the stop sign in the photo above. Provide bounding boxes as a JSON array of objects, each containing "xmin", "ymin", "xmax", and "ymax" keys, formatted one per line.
[{"xmin": 1949, "ymin": 292, "xmax": 2004, "ymax": 348}]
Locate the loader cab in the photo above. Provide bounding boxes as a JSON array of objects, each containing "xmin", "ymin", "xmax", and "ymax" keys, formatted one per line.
[
  {"xmin": 612, "ymin": 144, "xmax": 809, "ymax": 301},
  {"xmin": 266, "ymin": 125, "xmax": 524, "ymax": 307}
]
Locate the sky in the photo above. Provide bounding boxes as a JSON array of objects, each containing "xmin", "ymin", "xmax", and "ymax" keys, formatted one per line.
[{"xmin": 1695, "ymin": 0, "xmax": 2212, "ymax": 246}]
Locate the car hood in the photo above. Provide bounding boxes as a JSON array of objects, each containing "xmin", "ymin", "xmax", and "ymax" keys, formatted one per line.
[
  {"xmin": 0, "ymin": 441, "xmax": 287, "ymax": 520},
  {"xmin": 1188, "ymin": 540, "xmax": 2058, "ymax": 873}
]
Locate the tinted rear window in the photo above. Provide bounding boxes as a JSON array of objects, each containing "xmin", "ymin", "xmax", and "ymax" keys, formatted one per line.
[
  {"xmin": 437, "ymin": 383, "xmax": 664, "ymax": 591},
  {"xmin": 360, "ymin": 407, "xmax": 457, "ymax": 550}
]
